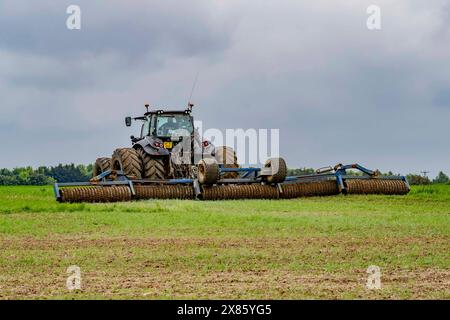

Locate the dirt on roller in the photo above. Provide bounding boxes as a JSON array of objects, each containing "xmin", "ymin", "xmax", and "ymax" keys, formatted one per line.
[
  {"xmin": 57, "ymin": 179, "xmax": 410, "ymax": 203},
  {"xmin": 280, "ymin": 180, "xmax": 340, "ymax": 198},
  {"xmin": 59, "ymin": 186, "xmax": 132, "ymax": 203},
  {"xmin": 202, "ymin": 184, "xmax": 279, "ymax": 200},
  {"xmin": 345, "ymin": 179, "xmax": 409, "ymax": 195},
  {"xmin": 134, "ymin": 185, "xmax": 194, "ymax": 200}
]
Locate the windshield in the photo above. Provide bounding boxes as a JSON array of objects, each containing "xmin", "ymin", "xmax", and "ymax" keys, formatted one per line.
[{"xmin": 155, "ymin": 114, "xmax": 193, "ymax": 137}]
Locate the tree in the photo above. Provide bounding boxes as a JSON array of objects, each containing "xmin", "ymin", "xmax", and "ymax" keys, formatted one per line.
[
  {"xmin": 433, "ymin": 171, "xmax": 449, "ymax": 184},
  {"xmin": 287, "ymin": 167, "xmax": 315, "ymax": 176},
  {"xmin": 28, "ymin": 173, "xmax": 54, "ymax": 185},
  {"xmin": 47, "ymin": 164, "xmax": 92, "ymax": 183},
  {"xmin": 406, "ymin": 174, "xmax": 431, "ymax": 185}
]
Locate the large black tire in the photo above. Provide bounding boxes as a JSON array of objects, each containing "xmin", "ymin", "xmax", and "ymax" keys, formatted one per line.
[
  {"xmin": 214, "ymin": 146, "xmax": 239, "ymax": 179},
  {"xmin": 111, "ymin": 148, "xmax": 143, "ymax": 179},
  {"xmin": 93, "ymin": 157, "xmax": 111, "ymax": 177},
  {"xmin": 264, "ymin": 157, "xmax": 287, "ymax": 184},
  {"xmin": 198, "ymin": 158, "xmax": 219, "ymax": 185},
  {"xmin": 137, "ymin": 148, "xmax": 166, "ymax": 180}
]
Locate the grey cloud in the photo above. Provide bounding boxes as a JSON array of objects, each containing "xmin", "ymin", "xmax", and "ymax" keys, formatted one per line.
[
  {"xmin": 0, "ymin": 1, "xmax": 233, "ymax": 61},
  {"xmin": 0, "ymin": 0, "xmax": 449, "ymax": 178},
  {"xmin": 433, "ymin": 89, "xmax": 450, "ymax": 108}
]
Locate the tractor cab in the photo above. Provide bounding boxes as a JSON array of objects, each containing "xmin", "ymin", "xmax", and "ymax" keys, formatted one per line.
[
  {"xmin": 126, "ymin": 108, "xmax": 194, "ymax": 143},
  {"xmin": 125, "ymin": 105, "xmax": 200, "ymax": 160},
  {"xmin": 143, "ymin": 111, "xmax": 194, "ymax": 149}
]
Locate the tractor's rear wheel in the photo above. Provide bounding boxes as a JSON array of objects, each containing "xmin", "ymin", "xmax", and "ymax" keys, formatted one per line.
[
  {"xmin": 214, "ymin": 146, "xmax": 239, "ymax": 179},
  {"xmin": 137, "ymin": 148, "xmax": 166, "ymax": 180},
  {"xmin": 93, "ymin": 157, "xmax": 111, "ymax": 177},
  {"xmin": 111, "ymin": 148, "xmax": 143, "ymax": 179}
]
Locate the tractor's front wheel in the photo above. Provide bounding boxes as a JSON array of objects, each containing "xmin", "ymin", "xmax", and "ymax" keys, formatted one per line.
[
  {"xmin": 138, "ymin": 149, "xmax": 166, "ymax": 180},
  {"xmin": 111, "ymin": 148, "xmax": 143, "ymax": 179}
]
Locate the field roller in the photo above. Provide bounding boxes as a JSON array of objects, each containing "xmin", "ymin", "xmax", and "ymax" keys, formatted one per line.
[
  {"xmin": 53, "ymin": 104, "xmax": 409, "ymax": 202},
  {"xmin": 54, "ymin": 160, "xmax": 410, "ymax": 203}
]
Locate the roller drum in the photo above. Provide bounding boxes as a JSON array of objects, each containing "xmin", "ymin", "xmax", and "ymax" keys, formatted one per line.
[
  {"xmin": 134, "ymin": 185, "xmax": 194, "ymax": 200},
  {"xmin": 280, "ymin": 180, "xmax": 339, "ymax": 198},
  {"xmin": 345, "ymin": 179, "xmax": 409, "ymax": 195},
  {"xmin": 202, "ymin": 184, "xmax": 279, "ymax": 200},
  {"xmin": 59, "ymin": 186, "xmax": 132, "ymax": 203}
]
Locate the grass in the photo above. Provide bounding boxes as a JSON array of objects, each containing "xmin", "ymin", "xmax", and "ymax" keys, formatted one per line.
[{"xmin": 0, "ymin": 185, "xmax": 449, "ymax": 299}]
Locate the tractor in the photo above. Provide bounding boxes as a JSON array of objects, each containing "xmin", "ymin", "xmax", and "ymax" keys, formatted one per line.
[{"xmin": 93, "ymin": 103, "xmax": 238, "ymax": 183}]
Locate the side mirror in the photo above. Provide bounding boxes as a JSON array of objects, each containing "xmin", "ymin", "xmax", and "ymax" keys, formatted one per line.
[{"xmin": 125, "ymin": 117, "xmax": 132, "ymax": 127}]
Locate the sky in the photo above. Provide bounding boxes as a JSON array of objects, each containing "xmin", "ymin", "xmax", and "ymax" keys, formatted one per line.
[{"xmin": 0, "ymin": 0, "xmax": 449, "ymax": 178}]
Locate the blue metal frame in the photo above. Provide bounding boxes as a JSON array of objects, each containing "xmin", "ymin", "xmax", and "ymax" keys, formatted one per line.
[
  {"xmin": 333, "ymin": 163, "xmax": 377, "ymax": 176},
  {"xmin": 219, "ymin": 167, "xmax": 260, "ymax": 173},
  {"xmin": 289, "ymin": 163, "xmax": 408, "ymax": 194}
]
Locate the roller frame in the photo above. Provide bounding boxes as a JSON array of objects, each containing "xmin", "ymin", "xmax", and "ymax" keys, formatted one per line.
[{"xmin": 53, "ymin": 163, "xmax": 410, "ymax": 202}]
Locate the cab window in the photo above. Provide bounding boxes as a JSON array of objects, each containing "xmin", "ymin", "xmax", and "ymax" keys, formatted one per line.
[
  {"xmin": 141, "ymin": 117, "xmax": 151, "ymax": 138},
  {"xmin": 156, "ymin": 114, "xmax": 193, "ymax": 137}
]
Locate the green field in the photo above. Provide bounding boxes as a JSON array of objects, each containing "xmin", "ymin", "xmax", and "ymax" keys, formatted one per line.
[{"xmin": 0, "ymin": 185, "xmax": 449, "ymax": 299}]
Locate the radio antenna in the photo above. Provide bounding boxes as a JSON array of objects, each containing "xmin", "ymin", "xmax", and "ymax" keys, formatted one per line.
[{"xmin": 188, "ymin": 72, "xmax": 199, "ymax": 108}]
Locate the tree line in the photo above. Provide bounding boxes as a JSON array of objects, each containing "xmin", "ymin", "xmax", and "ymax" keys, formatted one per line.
[
  {"xmin": 0, "ymin": 164, "xmax": 93, "ymax": 186},
  {"xmin": 406, "ymin": 172, "xmax": 449, "ymax": 185},
  {"xmin": 0, "ymin": 165, "xmax": 448, "ymax": 186}
]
